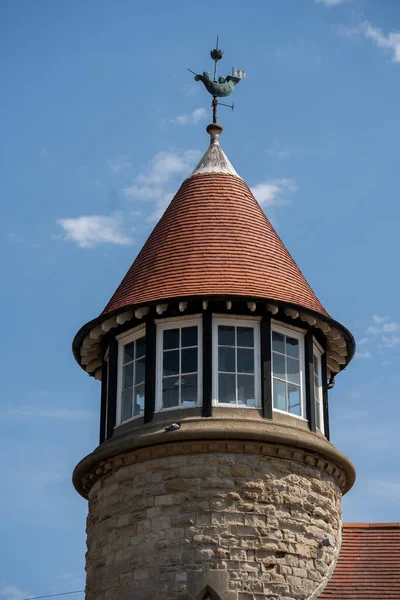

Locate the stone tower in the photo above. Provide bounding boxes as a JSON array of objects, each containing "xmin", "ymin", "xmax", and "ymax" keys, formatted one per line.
[{"xmin": 72, "ymin": 122, "xmax": 355, "ymax": 600}]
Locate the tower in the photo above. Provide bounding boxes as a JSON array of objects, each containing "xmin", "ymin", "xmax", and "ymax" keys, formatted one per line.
[{"xmin": 72, "ymin": 44, "xmax": 355, "ymax": 600}]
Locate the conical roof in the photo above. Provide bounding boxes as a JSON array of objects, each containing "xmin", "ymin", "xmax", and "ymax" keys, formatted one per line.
[{"xmin": 103, "ymin": 125, "xmax": 328, "ymax": 317}]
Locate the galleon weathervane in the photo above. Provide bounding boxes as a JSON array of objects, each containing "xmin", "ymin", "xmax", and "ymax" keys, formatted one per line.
[{"xmin": 188, "ymin": 36, "xmax": 246, "ymax": 123}]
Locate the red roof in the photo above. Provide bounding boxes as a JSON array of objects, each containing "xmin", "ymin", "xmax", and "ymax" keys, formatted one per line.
[
  {"xmin": 103, "ymin": 172, "xmax": 328, "ymax": 317},
  {"xmin": 320, "ymin": 523, "xmax": 400, "ymax": 599}
]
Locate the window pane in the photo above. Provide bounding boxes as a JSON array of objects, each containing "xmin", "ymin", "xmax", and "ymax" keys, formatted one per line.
[
  {"xmin": 272, "ymin": 352, "xmax": 285, "ymax": 380},
  {"xmin": 163, "ymin": 328, "xmax": 179, "ymax": 350},
  {"xmin": 133, "ymin": 384, "xmax": 145, "ymax": 416},
  {"xmin": 136, "ymin": 337, "xmax": 145, "ymax": 359},
  {"xmin": 237, "ymin": 348, "xmax": 254, "ymax": 373},
  {"xmin": 122, "ymin": 363, "xmax": 134, "ymax": 390},
  {"xmin": 273, "ymin": 378, "xmax": 286, "ymax": 411},
  {"xmin": 238, "ymin": 374, "xmax": 255, "ymax": 406},
  {"xmin": 163, "ymin": 350, "xmax": 179, "ymax": 377},
  {"xmin": 182, "ymin": 326, "xmax": 198, "ymax": 348},
  {"xmin": 219, "ymin": 373, "xmax": 236, "ymax": 404},
  {"xmin": 288, "ymin": 384, "xmax": 301, "ymax": 416},
  {"xmin": 181, "ymin": 347, "xmax": 197, "ymax": 374},
  {"xmin": 218, "ymin": 325, "xmax": 235, "ymax": 346},
  {"xmin": 287, "ymin": 357, "xmax": 300, "ymax": 384},
  {"xmin": 314, "ymin": 353, "xmax": 321, "ymax": 379},
  {"xmin": 135, "ymin": 357, "xmax": 145, "ymax": 385},
  {"xmin": 162, "ymin": 377, "xmax": 179, "ymax": 408},
  {"xmin": 286, "ymin": 337, "xmax": 299, "ymax": 358},
  {"xmin": 121, "ymin": 388, "xmax": 133, "ymax": 422},
  {"xmin": 315, "ymin": 401, "xmax": 322, "ymax": 430},
  {"xmin": 123, "ymin": 342, "xmax": 135, "ymax": 364},
  {"xmin": 272, "ymin": 331, "xmax": 285, "ymax": 354},
  {"xmin": 181, "ymin": 374, "xmax": 197, "ymax": 405},
  {"xmin": 218, "ymin": 346, "xmax": 235, "ymax": 372},
  {"xmin": 237, "ymin": 327, "xmax": 254, "ymax": 348}
]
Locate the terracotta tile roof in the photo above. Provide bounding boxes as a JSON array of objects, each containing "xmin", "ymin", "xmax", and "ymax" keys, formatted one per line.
[
  {"xmin": 320, "ymin": 523, "xmax": 400, "ymax": 599},
  {"xmin": 103, "ymin": 172, "xmax": 329, "ymax": 317}
]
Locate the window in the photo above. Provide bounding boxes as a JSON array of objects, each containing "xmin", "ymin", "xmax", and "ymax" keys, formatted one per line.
[
  {"xmin": 272, "ymin": 324, "xmax": 305, "ymax": 418},
  {"xmin": 213, "ymin": 318, "xmax": 260, "ymax": 407},
  {"xmin": 117, "ymin": 328, "xmax": 145, "ymax": 424},
  {"xmin": 313, "ymin": 344, "xmax": 324, "ymax": 433},
  {"xmin": 157, "ymin": 318, "xmax": 202, "ymax": 410}
]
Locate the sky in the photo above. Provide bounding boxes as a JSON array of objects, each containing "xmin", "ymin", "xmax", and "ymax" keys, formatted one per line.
[{"xmin": 1, "ymin": 0, "xmax": 400, "ymax": 598}]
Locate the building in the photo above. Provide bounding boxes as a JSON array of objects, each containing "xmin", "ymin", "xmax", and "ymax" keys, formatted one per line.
[{"xmin": 71, "ymin": 112, "xmax": 363, "ymax": 600}]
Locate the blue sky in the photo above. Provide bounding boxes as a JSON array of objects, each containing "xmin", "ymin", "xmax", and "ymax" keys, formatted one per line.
[{"xmin": 1, "ymin": 0, "xmax": 400, "ymax": 598}]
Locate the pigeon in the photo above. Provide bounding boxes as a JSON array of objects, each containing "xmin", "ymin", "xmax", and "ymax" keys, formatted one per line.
[{"xmin": 164, "ymin": 423, "xmax": 181, "ymax": 432}]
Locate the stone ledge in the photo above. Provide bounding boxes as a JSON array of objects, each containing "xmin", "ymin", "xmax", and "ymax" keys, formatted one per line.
[
  {"xmin": 73, "ymin": 413, "xmax": 355, "ymax": 498},
  {"xmin": 74, "ymin": 439, "xmax": 351, "ymax": 499}
]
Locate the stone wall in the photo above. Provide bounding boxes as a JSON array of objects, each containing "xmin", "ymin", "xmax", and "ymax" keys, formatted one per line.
[{"xmin": 85, "ymin": 444, "xmax": 342, "ymax": 600}]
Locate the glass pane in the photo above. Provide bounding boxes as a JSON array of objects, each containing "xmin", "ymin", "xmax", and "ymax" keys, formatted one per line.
[
  {"xmin": 162, "ymin": 377, "xmax": 179, "ymax": 408},
  {"xmin": 121, "ymin": 388, "xmax": 133, "ymax": 422},
  {"xmin": 218, "ymin": 346, "xmax": 235, "ymax": 372},
  {"xmin": 314, "ymin": 353, "xmax": 321, "ymax": 379},
  {"xmin": 287, "ymin": 357, "xmax": 300, "ymax": 385},
  {"xmin": 163, "ymin": 328, "xmax": 179, "ymax": 350},
  {"xmin": 122, "ymin": 363, "xmax": 134, "ymax": 390},
  {"xmin": 163, "ymin": 350, "xmax": 179, "ymax": 377},
  {"xmin": 286, "ymin": 337, "xmax": 299, "ymax": 358},
  {"xmin": 272, "ymin": 331, "xmax": 285, "ymax": 354},
  {"xmin": 133, "ymin": 384, "xmax": 145, "ymax": 416},
  {"xmin": 218, "ymin": 325, "xmax": 235, "ymax": 346},
  {"xmin": 237, "ymin": 348, "xmax": 254, "ymax": 373},
  {"xmin": 123, "ymin": 342, "xmax": 135, "ymax": 364},
  {"xmin": 136, "ymin": 337, "xmax": 145, "ymax": 359},
  {"xmin": 237, "ymin": 327, "xmax": 254, "ymax": 348},
  {"xmin": 315, "ymin": 401, "xmax": 322, "ymax": 430},
  {"xmin": 218, "ymin": 373, "xmax": 236, "ymax": 404},
  {"xmin": 182, "ymin": 326, "xmax": 198, "ymax": 348},
  {"xmin": 273, "ymin": 378, "xmax": 286, "ymax": 411},
  {"xmin": 181, "ymin": 374, "xmax": 198, "ymax": 405},
  {"xmin": 238, "ymin": 374, "xmax": 255, "ymax": 406},
  {"xmin": 272, "ymin": 352, "xmax": 285, "ymax": 380},
  {"xmin": 181, "ymin": 347, "xmax": 197, "ymax": 374},
  {"xmin": 288, "ymin": 384, "xmax": 301, "ymax": 416},
  {"xmin": 135, "ymin": 357, "xmax": 145, "ymax": 385}
]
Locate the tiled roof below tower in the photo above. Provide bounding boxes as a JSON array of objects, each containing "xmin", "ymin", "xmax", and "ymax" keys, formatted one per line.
[{"xmin": 320, "ymin": 523, "xmax": 400, "ymax": 599}]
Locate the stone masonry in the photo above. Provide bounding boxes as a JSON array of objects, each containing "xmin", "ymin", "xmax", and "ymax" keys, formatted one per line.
[{"xmin": 85, "ymin": 446, "xmax": 342, "ymax": 600}]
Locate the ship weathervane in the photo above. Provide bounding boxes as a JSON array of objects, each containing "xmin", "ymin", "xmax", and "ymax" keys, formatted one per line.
[{"xmin": 188, "ymin": 36, "xmax": 246, "ymax": 124}]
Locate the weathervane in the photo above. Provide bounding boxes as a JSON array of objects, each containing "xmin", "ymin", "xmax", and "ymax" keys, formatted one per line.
[{"xmin": 188, "ymin": 36, "xmax": 246, "ymax": 124}]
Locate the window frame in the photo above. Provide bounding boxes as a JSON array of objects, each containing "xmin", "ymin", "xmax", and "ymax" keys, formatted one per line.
[
  {"xmin": 156, "ymin": 316, "xmax": 203, "ymax": 412},
  {"xmin": 212, "ymin": 316, "xmax": 261, "ymax": 409},
  {"xmin": 116, "ymin": 325, "xmax": 146, "ymax": 426},
  {"xmin": 313, "ymin": 339, "xmax": 325, "ymax": 434},
  {"xmin": 271, "ymin": 320, "xmax": 306, "ymax": 420}
]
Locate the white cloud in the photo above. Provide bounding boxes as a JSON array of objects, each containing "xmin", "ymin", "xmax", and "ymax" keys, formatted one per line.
[
  {"xmin": 134, "ymin": 150, "xmax": 201, "ymax": 186},
  {"xmin": 382, "ymin": 322, "xmax": 399, "ymax": 333},
  {"xmin": 57, "ymin": 214, "xmax": 134, "ymax": 248},
  {"xmin": 366, "ymin": 325, "xmax": 380, "ymax": 335},
  {"xmin": 174, "ymin": 107, "xmax": 208, "ymax": 125},
  {"xmin": 251, "ymin": 179, "xmax": 297, "ymax": 206},
  {"xmin": 338, "ymin": 22, "xmax": 400, "ymax": 63},
  {"xmin": 123, "ymin": 149, "xmax": 202, "ymax": 222},
  {"xmin": 107, "ymin": 155, "xmax": 131, "ymax": 174},
  {"xmin": 380, "ymin": 335, "xmax": 400, "ymax": 349},
  {"xmin": 372, "ymin": 314, "xmax": 389, "ymax": 324},
  {"xmin": 355, "ymin": 351, "xmax": 371, "ymax": 359},
  {"xmin": 315, "ymin": 0, "xmax": 348, "ymax": 5},
  {"xmin": 358, "ymin": 337, "xmax": 369, "ymax": 345},
  {"xmin": 0, "ymin": 585, "xmax": 30, "ymax": 600}
]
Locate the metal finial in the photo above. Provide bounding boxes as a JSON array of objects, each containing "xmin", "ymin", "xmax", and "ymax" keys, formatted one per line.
[{"xmin": 188, "ymin": 37, "xmax": 246, "ymax": 125}]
